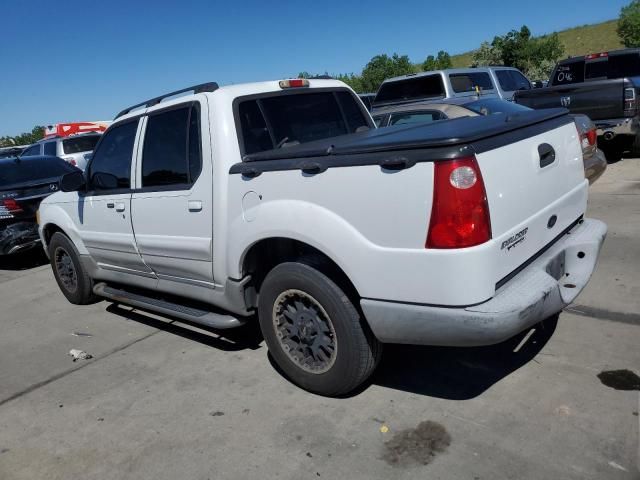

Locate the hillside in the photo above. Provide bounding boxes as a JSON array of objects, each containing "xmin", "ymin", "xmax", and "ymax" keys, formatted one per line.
[{"xmin": 450, "ymin": 20, "xmax": 624, "ymax": 68}]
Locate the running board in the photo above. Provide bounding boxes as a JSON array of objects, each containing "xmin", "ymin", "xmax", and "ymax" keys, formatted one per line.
[{"xmin": 93, "ymin": 283, "xmax": 244, "ymax": 330}]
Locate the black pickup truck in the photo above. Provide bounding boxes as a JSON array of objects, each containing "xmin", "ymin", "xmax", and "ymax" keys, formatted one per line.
[{"xmin": 514, "ymin": 48, "xmax": 640, "ymax": 161}]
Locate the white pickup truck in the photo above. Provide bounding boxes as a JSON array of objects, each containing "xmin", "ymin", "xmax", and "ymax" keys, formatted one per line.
[{"xmin": 38, "ymin": 79, "xmax": 607, "ymax": 396}]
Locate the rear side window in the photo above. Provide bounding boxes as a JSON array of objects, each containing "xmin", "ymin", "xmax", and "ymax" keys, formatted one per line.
[
  {"xmin": 43, "ymin": 142, "xmax": 57, "ymax": 156},
  {"xmin": 449, "ymin": 72, "xmax": 494, "ymax": 93},
  {"xmin": 374, "ymin": 75, "xmax": 445, "ymax": 104},
  {"xmin": 63, "ymin": 135, "xmax": 100, "ymax": 154},
  {"xmin": 89, "ymin": 121, "xmax": 137, "ymax": 191},
  {"xmin": 389, "ymin": 111, "xmax": 445, "ymax": 126},
  {"xmin": 495, "ymin": 70, "xmax": 531, "ymax": 91},
  {"xmin": 609, "ymin": 53, "xmax": 640, "ymax": 78},
  {"xmin": 238, "ymin": 90, "xmax": 369, "ymax": 155},
  {"xmin": 552, "ymin": 61, "xmax": 585, "ymax": 85},
  {"xmin": 21, "ymin": 144, "xmax": 41, "ymax": 157},
  {"xmin": 141, "ymin": 105, "xmax": 202, "ymax": 188}
]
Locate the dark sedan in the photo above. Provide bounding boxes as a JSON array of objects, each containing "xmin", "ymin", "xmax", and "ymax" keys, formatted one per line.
[{"xmin": 0, "ymin": 155, "xmax": 79, "ymax": 255}]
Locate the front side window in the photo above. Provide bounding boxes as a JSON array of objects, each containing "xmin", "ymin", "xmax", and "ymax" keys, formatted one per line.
[
  {"xmin": 449, "ymin": 72, "xmax": 494, "ymax": 93},
  {"xmin": 496, "ymin": 70, "xmax": 531, "ymax": 91},
  {"xmin": 389, "ymin": 111, "xmax": 445, "ymax": 126},
  {"xmin": 88, "ymin": 121, "xmax": 137, "ymax": 191},
  {"xmin": 141, "ymin": 105, "xmax": 202, "ymax": 188},
  {"xmin": 43, "ymin": 142, "xmax": 57, "ymax": 156}
]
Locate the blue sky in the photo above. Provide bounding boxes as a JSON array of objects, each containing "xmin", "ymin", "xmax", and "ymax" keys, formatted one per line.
[{"xmin": 0, "ymin": 0, "xmax": 629, "ymax": 136}]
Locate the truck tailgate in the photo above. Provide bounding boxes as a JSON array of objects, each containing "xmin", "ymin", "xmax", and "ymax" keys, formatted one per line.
[
  {"xmin": 475, "ymin": 121, "xmax": 587, "ymax": 283},
  {"xmin": 515, "ymin": 79, "xmax": 625, "ymax": 120}
]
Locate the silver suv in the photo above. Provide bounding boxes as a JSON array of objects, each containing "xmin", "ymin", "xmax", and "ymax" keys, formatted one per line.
[{"xmin": 21, "ymin": 133, "xmax": 101, "ymax": 171}]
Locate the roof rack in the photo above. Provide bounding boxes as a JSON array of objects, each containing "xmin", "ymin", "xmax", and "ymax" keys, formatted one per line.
[{"xmin": 114, "ymin": 82, "xmax": 219, "ymax": 119}]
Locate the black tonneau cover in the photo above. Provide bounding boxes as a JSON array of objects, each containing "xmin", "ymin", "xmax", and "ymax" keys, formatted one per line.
[{"xmin": 243, "ymin": 108, "xmax": 569, "ymax": 162}]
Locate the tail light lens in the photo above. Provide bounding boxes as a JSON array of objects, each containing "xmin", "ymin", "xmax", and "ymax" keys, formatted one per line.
[
  {"xmin": 2, "ymin": 198, "xmax": 23, "ymax": 214},
  {"xmin": 63, "ymin": 157, "xmax": 77, "ymax": 166},
  {"xmin": 574, "ymin": 117, "xmax": 597, "ymax": 157},
  {"xmin": 624, "ymin": 87, "xmax": 637, "ymax": 117},
  {"xmin": 426, "ymin": 157, "xmax": 491, "ymax": 249}
]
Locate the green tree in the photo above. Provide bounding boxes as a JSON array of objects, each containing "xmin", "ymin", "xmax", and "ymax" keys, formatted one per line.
[
  {"xmin": 360, "ymin": 53, "xmax": 416, "ymax": 92},
  {"xmin": 335, "ymin": 73, "xmax": 365, "ymax": 92},
  {"xmin": 422, "ymin": 50, "xmax": 452, "ymax": 71},
  {"xmin": 0, "ymin": 126, "xmax": 44, "ymax": 147},
  {"xmin": 618, "ymin": 0, "xmax": 640, "ymax": 47},
  {"xmin": 471, "ymin": 41, "xmax": 503, "ymax": 67}
]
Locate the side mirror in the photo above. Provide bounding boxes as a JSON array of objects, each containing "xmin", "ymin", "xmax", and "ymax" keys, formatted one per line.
[{"xmin": 60, "ymin": 171, "xmax": 86, "ymax": 192}]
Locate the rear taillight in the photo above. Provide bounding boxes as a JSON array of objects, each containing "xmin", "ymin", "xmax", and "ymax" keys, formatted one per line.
[
  {"xmin": 624, "ymin": 87, "xmax": 637, "ymax": 117},
  {"xmin": 426, "ymin": 157, "xmax": 491, "ymax": 249},
  {"xmin": 2, "ymin": 198, "xmax": 23, "ymax": 214},
  {"xmin": 63, "ymin": 157, "xmax": 77, "ymax": 166}
]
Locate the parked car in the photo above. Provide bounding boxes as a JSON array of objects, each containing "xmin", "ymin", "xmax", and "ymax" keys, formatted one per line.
[
  {"xmin": 373, "ymin": 97, "xmax": 607, "ymax": 184},
  {"xmin": 358, "ymin": 93, "xmax": 376, "ymax": 111},
  {"xmin": 514, "ymin": 48, "xmax": 640, "ymax": 161},
  {"xmin": 371, "ymin": 66, "xmax": 531, "ymax": 112},
  {"xmin": 21, "ymin": 132, "xmax": 101, "ymax": 170},
  {"xmin": 0, "ymin": 155, "xmax": 79, "ymax": 255},
  {"xmin": 0, "ymin": 146, "xmax": 26, "ymax": 159},
  {"xmin": 39, "ymin": 79, "xmax": 606, "ymax": 396}
]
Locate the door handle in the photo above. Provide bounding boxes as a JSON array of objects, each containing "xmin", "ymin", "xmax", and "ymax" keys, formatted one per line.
[
  {"xmin": 538, "ymin": 143, "xmax": 556, "ymax": 168},
  {"xmin": 115, "ymin": 203, "xmax": 125, "ymax": 212},
  {"xmin": 106, "ymin": 203, "xmax": 114, "ymax": 209},
  {"xmin": 188, "ymin": 200, "xmax": 203, "ymax": 212}
]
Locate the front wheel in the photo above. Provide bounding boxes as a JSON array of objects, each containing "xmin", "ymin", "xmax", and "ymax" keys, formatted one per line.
[
  {"xmin": 49, "ymin": 232, "xmax": 99, "ymax": 305},
  {"xmin": 258, "ymin": 261, "xmax": 381, "ymax": 396}
]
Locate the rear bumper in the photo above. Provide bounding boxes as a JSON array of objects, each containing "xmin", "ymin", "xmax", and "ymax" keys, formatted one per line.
[
  {"xmin": 361, "ymin": 218, "xmax": 607, "ymax": 347},
  {"xmin": 584, "ymin": 149, "xmax": 607, "ymax": 185},
  {"xmin": 595, "ymin": 117, "xmax": 639, "ymax": 138},
  {"xmin": 0, "ymin": 221, "xmax": 41, "ymax": 255}
]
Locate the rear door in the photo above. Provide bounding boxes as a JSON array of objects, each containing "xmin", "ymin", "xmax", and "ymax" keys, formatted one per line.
[
  {"xmin": 77, "ymin": 119, "xmax": 152, "ymax": 275},
  {"xmin": 130, "ymin": 101, "xmax": 214, "ymax": 287}
]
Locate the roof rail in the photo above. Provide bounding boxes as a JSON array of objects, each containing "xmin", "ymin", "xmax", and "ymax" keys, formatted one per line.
[{"xmin": 114, "ymin": 82, "xmax": 219, "ymax": 119}]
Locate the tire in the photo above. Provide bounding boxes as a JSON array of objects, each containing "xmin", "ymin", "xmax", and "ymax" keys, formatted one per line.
[
  {"xmin": 258, "ymin": 261, "xmax": 381, "ymax": 396},
  {"xmin": 49, "ymin": 232, "xmax": 99, "ymax": 305}
]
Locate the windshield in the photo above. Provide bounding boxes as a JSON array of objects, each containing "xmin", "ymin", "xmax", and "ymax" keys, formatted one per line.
[
  {"xmin": 374, "ymin": 75, "xmax": 445, "ymax": 105},
  {"xmin": 63, "ymin": 135, "xmax": 100, "ymax": 154},
  {"xmin": 0, "ymin": 157, "xmax": 77, "ymax": 187},
  {"xmin": 464, "ymin": 98, "xmax": 531, "ymax": 116}
]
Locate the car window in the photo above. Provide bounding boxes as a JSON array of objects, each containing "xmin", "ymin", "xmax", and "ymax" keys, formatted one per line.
[
  {"xmin": 608, "ymin": 53, "xmax": 640, "ymax": 78},
  {"xmin": 374, "ymin": 75, "xmax": 445, "ymax": 105},
  {"xmin": 585, "ymin": 59, "xmax": 608, "ymax": 80},
  {"xmin": 373, "ymin": 116, "xmax": 385, "ymax": 127},
  {"xmin": 552, "ymin": 61, "xmax": 585, "ymax": 85},
  {"xmin": 0, "ymin": 156, "xmax": 76, "ymax": 187},
  {"xmin": 43, "ymin": 142, "xmax": 57, "ymax": 156},
  {"xmin": 389, "ymin": 111, "xmax": 445, "ymax": 126},
  {"xmin": 63, "ymin": 136, "xmax": 100, "ymax": 154},
  {"xmin": 464, "ymin": 98, "xmax": 531, "ymax": 115},
  {"xmin": 88, "ymin": 121, "xmax": 137, "ymax": 191},
  {"xmin": 142, "ymin": 106, "xmax": 202, "ymax": 188},
  {"xmin": 449, "ymin": 72, "xmax": 494, "ymax": 93},
  {"xmin": 21, "ymin": 145, "xmax": 41, "ymax": 157},
  {"xmin": 238, "ymin": 90, "xmax": 369, "ymax": 155},
  {"xmin": 495, "ymin": 70, "xmax": 531, "ymax": 91}
]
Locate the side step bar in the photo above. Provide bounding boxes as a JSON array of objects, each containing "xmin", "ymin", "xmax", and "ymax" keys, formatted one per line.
[{"xmin": 93, "ymin": 283, "xmax": 245, "ymax": 330}]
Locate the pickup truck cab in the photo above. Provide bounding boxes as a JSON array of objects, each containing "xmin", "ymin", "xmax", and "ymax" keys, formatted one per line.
[
  {"xmin": 372, "ymin": 67, "xmax": 531, "ymax": 112},
  {"xmin": 514, "ymin": 48, "xmax": 640, "ymax": 160},
  {"xmin": 39, "ymin": 79, "xmax": 606, "ymax": 396}
]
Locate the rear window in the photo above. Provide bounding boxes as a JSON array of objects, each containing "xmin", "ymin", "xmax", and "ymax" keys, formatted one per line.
[
  {"xmin": 374, "ymin": 75, "xmax": 445, "ymax": 105},
  {"xmin": 449, "ymin": 72, "xmax": 494, "ymax": 93},
  {"xmin": 552, "ymin": 61, "xmax": 585, "ymax": 85},
  {"xmin": 585, "ymin": 59, "xmax": 608, "ymax": 80},
  {"xmin": 62, "ymin": 135, "xmax": 100, "ymax": 154},
  {"xmin": 0, "ymin": 157, "xmax": 76, "ymax": 187},
  {"xmin": 609, "ymin": 53, "xmax": 640, "ymax": 78},
  {"xmin": 389, "ymin": 111, "xmax": 446, "ymax": 126},
  {"xmin": 495, "ymin": 70, "xmax": 531, "ymax": 91},
  {"xmin": 464, "ymin": 98, "xmax": 531, "ymax": 116},
  {"xmin": 237, "ymin": 90, "xmax": 369, "ymax": 155}
]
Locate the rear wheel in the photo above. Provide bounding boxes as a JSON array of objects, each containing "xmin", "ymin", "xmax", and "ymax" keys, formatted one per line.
[
  {"xmin": 258, "ymin": 261, "xmax": 381, "ymax": 396},
  {"xmin": 49, "ymin": 232, "xmax": 99, "ymax": 305}
]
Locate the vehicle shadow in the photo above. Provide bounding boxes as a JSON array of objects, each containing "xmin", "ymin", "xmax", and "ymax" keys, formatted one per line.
[
  {"xmin": 0, "ymin": 247, "xmax": 48, "ymax": 271},
  {"xmin": 371, "ymin": 315, "xmax": 558, "ymax": 400},
  {"xmin": 105, "ymin": 303, "xmax": 264, "ymax": 352}
]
